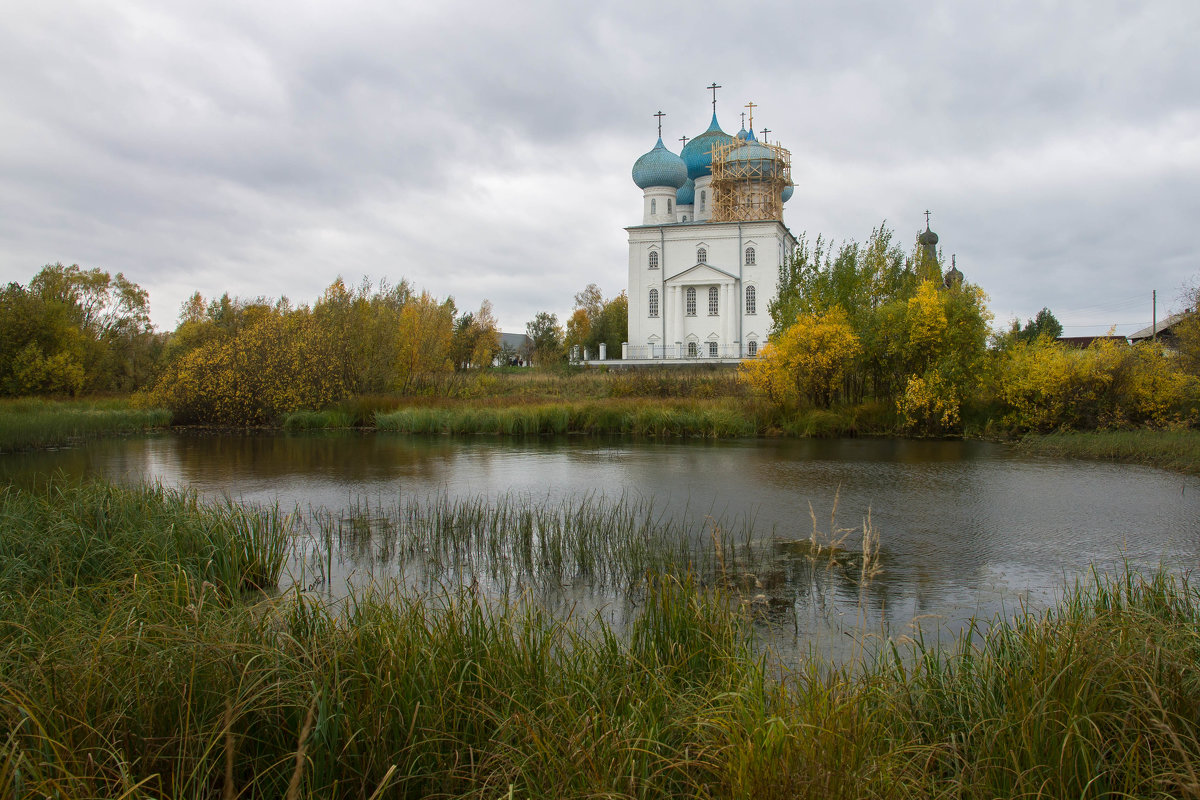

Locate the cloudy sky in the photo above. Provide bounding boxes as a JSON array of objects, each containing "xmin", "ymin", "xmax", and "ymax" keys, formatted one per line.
[{"xmin": 2, "ymin": 1, "xmax": 1197, "ymax": 336}]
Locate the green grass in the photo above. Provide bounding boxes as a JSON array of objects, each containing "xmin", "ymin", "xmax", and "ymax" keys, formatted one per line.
[
  {"xmin": 282, "ymin": 409, "xmax": 355, "ymax": 430},
  {"xmin": 1016, "ymin": 429, "xmax": 1200, "ymax": 473},
  {"xmin": 0, "ymin": 397, "xmax": 171, "ymax": 451},
  {"xmin": 4, "ymin": 481, "xmax": 1199, "ymax": 798},
  {"xmin": 375, "ymin": 399, "xmax": 766, "ymax": 438}
]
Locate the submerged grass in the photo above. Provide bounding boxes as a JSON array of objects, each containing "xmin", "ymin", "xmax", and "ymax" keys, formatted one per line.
[
  {"xmin": 1017, "ymin": 428, "xmax": 1200, "ymax": 473},
  {"xmin": 3, "ymin": 480, "xmax": 1200, "ymax": 797},
  {"xmin": 0, "ymin": 397, "xmax": 172, "ymax": 451}
]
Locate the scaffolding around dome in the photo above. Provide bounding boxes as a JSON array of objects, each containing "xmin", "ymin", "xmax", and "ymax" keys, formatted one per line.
[{"xmin": 708, "ymin": 138, "xmax": 792, "ymax": 222}]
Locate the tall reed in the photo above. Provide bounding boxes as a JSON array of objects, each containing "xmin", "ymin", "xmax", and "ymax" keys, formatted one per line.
[{"xmin": 0, "ymin": 398, "xmax": 171, "ymax": 451}]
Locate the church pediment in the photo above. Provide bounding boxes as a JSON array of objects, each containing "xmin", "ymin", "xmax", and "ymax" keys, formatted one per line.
[{"xmin": 666, "ymin": 263, "xmax": 738, "ymax": 284}]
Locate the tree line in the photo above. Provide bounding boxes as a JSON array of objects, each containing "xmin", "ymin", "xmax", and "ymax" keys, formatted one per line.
[{"xmin": 743, "ymin": 223, "xmax": 1200, "ymax": 434}]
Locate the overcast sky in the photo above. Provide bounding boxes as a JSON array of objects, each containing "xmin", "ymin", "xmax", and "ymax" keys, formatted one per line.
[{"xmin": 2, "ymin": 1, "xmax": 1197, "ymax": 336}]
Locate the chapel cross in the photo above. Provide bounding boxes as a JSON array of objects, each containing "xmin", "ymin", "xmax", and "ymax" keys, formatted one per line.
[
  {"xmin": 744, "ymin": 101, "xmax": 757, "ymax": 130},
  {"xmin": 740, "ymin": 111, "xmax": 746, "ymax": 129},
  {"xmin": 654, "ymin": 110, "xmax": 666, "ymax": 139},
  {"xmin": 678, "ymin": 135, "xmax": 689, "ymax": 147},
  {"xmin": 924, "ymin": 209, "xmax": 932, "ymax": 228},
  {"xmin": 706, "ymin": 82, "xmax": 722, "ymax": 112},
  {"xmin": 761, "ymin": 127, "xmax": 771, "ymax": 142}
]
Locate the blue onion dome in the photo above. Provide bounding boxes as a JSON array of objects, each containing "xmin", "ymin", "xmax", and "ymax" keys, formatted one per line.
[
  {"xmin": 744, "ymin": 127, "xmax": 758, "ymax": 142},
  {"xmin": 677, "ymin": 177, "xmax": 695, "ymax": 205},
  {"xmin": 721, "ymin": 140, "xmax": 779, "ymax": 180},
  {"xmin": 632, "ymin": 137, "xmax": 688, "ymax": 190},
  {"xmin": 781, "ymin": 183, "xmax": 794, "ymax": 203},
  {"xmin": 736, "ymin": 126, "xmax": 750, "ymax": 141},
  {"xmin": 680, "ymin": 114, "xmax": 734, "ymax": 180}
]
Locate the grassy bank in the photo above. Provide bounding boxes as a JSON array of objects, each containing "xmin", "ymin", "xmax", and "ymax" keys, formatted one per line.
[
  {"xmin": 0, "ymin": 397, "xmax": 172, "ymax": 451},
  {"xmin": 3, "ymin": 480, "xmax": 1200, "ymax": 797},
  {"xmin": 1017, "ymin": 429, "xmax": 1200, "ymax": 473},
  {"xmin": 373, "ymin": 399, "xmax": 892, "ymax": 438}
]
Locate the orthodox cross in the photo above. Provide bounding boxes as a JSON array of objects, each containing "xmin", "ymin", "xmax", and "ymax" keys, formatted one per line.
[
  {"xmin": 744, "ymin": 101, "xmax": 757, "ymax": 130},
  {"xmin": 706, "ymin": 82, "xmax": 721, "ymax": 112},
  {"xmin": 654, "ymin": 110, "xmax": 666, "ymax": 139},
  {"xmin": 678, "ymin": 135, "xmax": 689, "ymax": 147},
  {"xmin": 924, "ymin": 209, "xmax": 932, "ymax": 228},
  {"xmin": 760, "ymin": 127, "xmax": 771, "ymax": 143},
  {"xmin": 740, "ymin": 111, "xmax": 746, "ymax": 129}
]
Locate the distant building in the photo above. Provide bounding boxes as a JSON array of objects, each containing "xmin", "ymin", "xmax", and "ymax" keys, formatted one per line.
[
  {"xmin": 1128, "ymin": 310, "xmax": 1194, "ymax": 349},
  {"xmin": 495, "ymin": 332, "xmax": 532, "ymax": 366},
  {"xmin": 624, "ymin": 89, "xmax": 797, "ymax": 362},
  {"xmin": 1056, "ymin": 335, "xmax": 1128, "ymax": 349}
]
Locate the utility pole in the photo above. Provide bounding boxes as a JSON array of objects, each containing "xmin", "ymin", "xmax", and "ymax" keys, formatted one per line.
[{"xmin": 1153, "ymin": 289, "xmax": 1157, "ymax": 343}]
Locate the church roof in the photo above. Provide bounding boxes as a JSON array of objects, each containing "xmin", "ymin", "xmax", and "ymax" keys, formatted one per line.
[
  {"xmin": 632, "ymin": 137, "xmax": 688, "ymax": 189},
  {"xmin": 680, "ymin": 114, "xmax": 734, "ymax": 180}
]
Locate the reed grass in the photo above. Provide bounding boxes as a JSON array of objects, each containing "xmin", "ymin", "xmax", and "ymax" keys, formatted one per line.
[
  {"xmin": 282, "ymin": 409, "xmax": 355, "ymax": 431},
  {"xmin": 4, "ymin": 480, "xmax": 1199, "ymax": 798},
  {"xmin": 375, "ymin": 399, "xmax": 760, "ymax": 438},
  {"xmin": 1017, "ymin": 429, "xmax": 1200, "ymax": 473},
  {"xmin": 0, "ymin": 398, "xmax": 171, "ymax": 451}
]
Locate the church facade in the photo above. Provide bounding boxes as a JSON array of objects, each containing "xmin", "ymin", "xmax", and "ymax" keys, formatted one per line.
[{"xmin": 625, "ymin": 96, "xmax": 797, "ymax": 361}]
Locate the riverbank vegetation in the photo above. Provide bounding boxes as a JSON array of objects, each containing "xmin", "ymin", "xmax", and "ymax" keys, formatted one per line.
[
  {"xmin": 0, "ymin": 397, "xmax": 171, "ymax": 452},
  {"xmin": 4, "ymin": 479, "xmax": 1200, "ymax": 798},
  {"xmin": 1017, "ymin": 429, "xmax": 1200, "ymax": 474},
  {"xmin": 4, "ymin": 246, "xmax": 1197, "ymax": 448}
]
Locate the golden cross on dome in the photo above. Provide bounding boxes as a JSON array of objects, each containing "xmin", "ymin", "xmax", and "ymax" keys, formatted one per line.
[{"xmin": 744, "ymin": 101, "xmax": 757, "ymax": 130}]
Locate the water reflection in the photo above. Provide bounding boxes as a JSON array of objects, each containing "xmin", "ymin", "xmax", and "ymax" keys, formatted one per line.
[{"xmin": 3, "ymin": 432, "xmax": 1198, "ymax": 664}]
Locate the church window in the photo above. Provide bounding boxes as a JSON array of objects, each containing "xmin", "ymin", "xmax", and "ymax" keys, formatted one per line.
[
  {"xmin": 708, "ymin": 286, "xmax": 719, "ymax": 315},
  {"xmin": 667, "ymin": 199, "xmax": 672, "ymax": 213},
  {"xmin": 648, "ymin": 251, "xmax": 659, "ymax": 269},
  {"xmin": 745, "ymin": 247, "xmax": 755, "ymax": 266},
  {"xmin": 687, "ymin": 341, "xmax": 698, "ymax": 357},
  {"xmin": 697, "ymin": 247, "xmax": 707, "ymax": 264},
  {"xmin": 747, "ymin": 340, "xmax": 758, "ymax": 357},
  {"xmin": 745, "ymin": 285, "xmax": 756, "ymax": 315},
  {"xmin": 648, "ymin": 289, "xmax": 659, "ymax": 317},
  {"xmin": 651, "ymin": 199, "xmax": 656, "ymax": 214},
  {"xmin": 708, "ymin": 341, "xmax": 718, "ymax": 357},
  {"xmin": 686, "ymin": 287, "xmax": 696, "ymax": 316},
  {"xmin": 699, "ymin": 190, "xmax": 706, "ymax": 211}
]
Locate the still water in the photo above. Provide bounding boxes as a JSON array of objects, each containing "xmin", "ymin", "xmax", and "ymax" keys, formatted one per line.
[{"xmin": 6, "ymin": 432, "xmax": 1199, "ymax": 659}]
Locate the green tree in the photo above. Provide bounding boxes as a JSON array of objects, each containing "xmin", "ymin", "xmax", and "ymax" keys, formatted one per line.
[{"xmin": 526, "ymin": 312, "xmax": 564, "ymax": 366}]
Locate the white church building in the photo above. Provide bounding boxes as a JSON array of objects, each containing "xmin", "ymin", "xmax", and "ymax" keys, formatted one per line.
[{"xmin": 623, "ymin": 93, "xmax": 797, "ymax": 362}]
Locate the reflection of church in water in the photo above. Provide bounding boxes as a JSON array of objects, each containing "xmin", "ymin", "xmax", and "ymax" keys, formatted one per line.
[{"xmin": 624, "ymin": 85, "xmax": 797, "ymax": 361}]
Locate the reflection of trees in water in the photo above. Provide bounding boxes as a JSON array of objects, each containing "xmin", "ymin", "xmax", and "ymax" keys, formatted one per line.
[{"xmin": 163, "ymin": 431, "xmax": 463, "ymax": 483}]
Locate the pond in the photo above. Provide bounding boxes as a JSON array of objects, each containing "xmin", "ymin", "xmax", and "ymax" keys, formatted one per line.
[{"xmin": 6, "ymin": 432, "xmax": 1199, "ymax": 663}]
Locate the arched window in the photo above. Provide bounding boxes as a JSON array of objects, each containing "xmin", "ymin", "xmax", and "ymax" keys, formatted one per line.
[
  {"xmin": 685, "ymin": 287, "xmax": 696, "ymax": 316},
  {"xmin": 648, "ymin": 251, "xmax": 659, "ymax": 270},
  {"xmin": 747, "ymin": 340, "xmax": 758, "ymax": 356},
  {"xmin": 708, "ymin": 341, "xmax": 718, "ymax": 357},
  {"xmin": 696, "ymin": 247, "xmax": 707, "ymax": 264},
  {"xmin": 687, "ymin": 341, "xmax": 698, "ymax": 357},
  {"xmin": 745, "ymin": 285, "xmax": 756, "ymax": 315},
  {"xmin": 745, "ymin": 247, "xmax": 756, "ymax": 266},
  {"xmin": 699, "ymin": 190, "xmax": 706, "ymax": 211},
  {"xmin": 667, "ymin": 199, "xmax": 672, "ymax": 214},
  {"xmin": 648, "ymin": 288, "xmax": 659, "ymax": 318},
  {"xmin": 650, "ymin": 199, "xmax": 656, "ymax": 214},
  {"xmin": 708, "ymin": 286, "xmax": 719, "ymax": 315}
]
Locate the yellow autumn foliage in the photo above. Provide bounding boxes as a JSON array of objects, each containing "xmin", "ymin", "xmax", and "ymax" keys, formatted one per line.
[
  {"xmin": 739, "ymin": 306, "xmax": 860, "ymax": 407},
  {"xmin": 998, "ymin": 336, "xmax": 1198, "ymax": 432}
]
